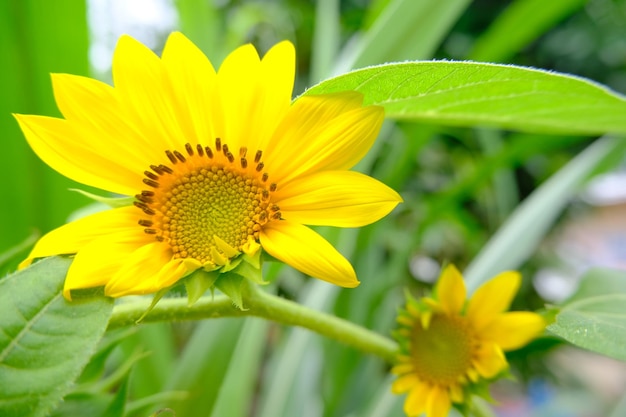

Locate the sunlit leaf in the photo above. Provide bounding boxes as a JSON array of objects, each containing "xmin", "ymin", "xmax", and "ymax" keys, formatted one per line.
[
  {"xmin": 549, "ymin": 295, "xmax": 626, "ymax": 361},
  {"xmin": 547, "ymin": 269, "xmax": 626, "ymax": 361},
  {"xmin": 304, "ymin": 62, "xmax": 626, "ymax": 135},
  {"xmin": 0, "ymin": 257, "xmax": 113, "ymax": 417}
]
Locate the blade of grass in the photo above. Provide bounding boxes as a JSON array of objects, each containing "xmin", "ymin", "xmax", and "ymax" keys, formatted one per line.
[
  {"xmin": 343, "ymin": 0, "xmax": 470, "ymax": 70},
  {"xmin": 310, "ymin": 0, "xmax": 341, "ymax": 83},
  {"xmin": 464, "ymin": 136, "xmax": 624, "ymax": 292},
  {"xmin": 468, "ymin": 0, "xmax": 587, "ymax": 62},
  {"xmin": 209, "ymin": 318, "xmax": 269, "ymax": 417},
  {"xmin": 1, "ymin": 0, "xmax": 90, "ymax": 253}
]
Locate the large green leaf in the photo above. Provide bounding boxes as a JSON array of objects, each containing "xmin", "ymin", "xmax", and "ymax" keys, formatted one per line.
[
  {"xmin": 548, "ymin": 268, "xmax": 626, "ymax": 361},
  {"xmin": 304, "ymin": 62, "xmax": 626, "ymax": 135},
  {"xmin": 0, "ymin": 257, "xmax": 113, "ymax": 417},
  {"xmin": 549, "ymin": 294, "xmax": 626, "ymax": 361}
]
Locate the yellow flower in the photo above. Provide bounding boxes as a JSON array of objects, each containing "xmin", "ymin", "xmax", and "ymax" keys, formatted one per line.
[
  {"xmin": 16, "ymin": 32, "xmax": 401, "ymax": 299},
  {"xmin": 391, "ymin": 265, "xmax": 545, "ymax": 417}
]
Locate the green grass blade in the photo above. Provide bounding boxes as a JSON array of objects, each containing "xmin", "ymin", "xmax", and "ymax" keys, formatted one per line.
[
  {"xmin": 468, "ymin": 0, "xmax": 587, "ymax": 62},
  {"xmin": 464, "ymin": 136, "xmax": 623, "ymax": 291},
  {"xmin": 344, "ymin": 0, "xmax": 470, "ymax": 70},
  {"xmin": 209, "ymin": 318, "xmax": 269, "ymax": 417},
  {"xmin": 1, "ymin": 0, "xmax": 89, "ymax": 253},
  {"xmin": 310, "ymin": 0, "xmax": 341, "ymax": 82}
]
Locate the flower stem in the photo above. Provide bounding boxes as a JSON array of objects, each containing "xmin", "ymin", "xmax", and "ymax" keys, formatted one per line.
[{"xmin": 108, "ymin": 284, "xmax": 399, "ymax": 363}]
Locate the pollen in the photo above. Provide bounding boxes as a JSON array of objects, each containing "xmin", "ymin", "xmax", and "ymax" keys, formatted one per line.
[
  {"xmin": 409, "ymin": 314, "xmax": 475, "ymax": 386},
  {"xmin": 135, "ymin": 139, "xmax": 281, "ymax": 264}
]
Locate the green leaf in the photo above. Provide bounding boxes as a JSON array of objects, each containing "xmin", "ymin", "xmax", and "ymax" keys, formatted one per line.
[
  {"xmin": 304, "ymin": 62, "xmax": 626, "ymax": 135},
  {"xmin": 547, "ymin": 268, "xmax": 626, "ymax": 361},
  {"xmin": 548, "ymin": 294, "xmax": 626, "ymax": 361},
  {"xmin": 463, "ymin": 137, "xmax": 623, "ymax": 291},
  {"xmin": 0, "ymin": 257, "xmax": 113, "ymax": 417}
]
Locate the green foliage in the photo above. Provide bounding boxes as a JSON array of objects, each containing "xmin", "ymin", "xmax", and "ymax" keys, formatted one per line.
[
  {"xmin": 468, "ymin": 0, "xmax": 588, "ymax": 62},
  {"xmin": 347, "ymin": 0, "xmax": 471, "ymax": 68},
  {"xmin": 0, "ymin": 0, "xmax": 91, "ymax": 256},
  {"xmin": 4, "ymin": 0, "xmax": 626, "ymax": 416},
  {"xmin": 464, "ymin": 137, "xmax": 624, "ymax": 291},
  {"xmin": 0, "ymin": 257, "xmax": 113, "ymax": 417},
  {"xmin": 305, "ymin": 61, "xmax": 626, "ymax": 135},
  {"xmin": 549, "ymin": 269, "xmax": 626, "ymax": 361}
]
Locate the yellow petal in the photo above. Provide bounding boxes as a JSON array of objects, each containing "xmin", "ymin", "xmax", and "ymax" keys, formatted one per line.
[
  {"xmin": 427, "ymin": 385, "xmax": 451, "ymax": 417},
  {"xmin": 449, "ymin": 384, "xmax": 464, "ymax": 403},
  {"xmin": 467, "ymin": 271, "xmax": 521, "ymax": 330},
  {"xmin": 63, "ymin": 229, "xmax": 148, "ymax": 299},
  {"xmin": 112, "ymin": 35, "xmax": 183, "ymax": 152},
  {"xmin": 391, "ymin": 363, "xmax": 414, "ymax": 375},
  {"xmin": 255, "ymin": 40, "xmax": 296, "ymax": 151},
  {"xmin": 20, "ymin": 206, "xmax": 142, "ymax": 269},
  {"xmin": 404, "ymin": 382, "xmax": 430, "ymax": 417},
  {"xmin": 276, "ymin": 171, "xmax": 402, "ymax": 227},
  {"xmin": 266, "ymin": 93, "xmax": 384, "ymax": 184},
  {"xmin": 435, "ymin": 265, "xmax": 466, "ymax": 315},
  {"xmin": 51, "ymin": 73, "xmax": 163, "ymax": 167},
  {"xmin": 473, "ymin": 343, "xmax": 508, "ymax": 379},
  {"xmin": 215, "ymin": 41, "xmax": 294, "ymax": 153},
  {"xmin": 105, "ymin": 242, "xmax": 191, "ymax": 296},
  {"xmin": 392, "ymin": 374, "xmax": 419, "ymax": 394},
  {"xmin": 14, "ymin": 115, "xmax": 143, "ymax": 196},
  {"xmin": 161, "ymin": 32, "xmax": 217, "ymax": 148},
  {"xmin": 480, "ymin": 312, "xmax": 545, "ymax": 350},
  {"xmin": 259, "ymin": 221, "xmax": 358, "ymax": 287}
]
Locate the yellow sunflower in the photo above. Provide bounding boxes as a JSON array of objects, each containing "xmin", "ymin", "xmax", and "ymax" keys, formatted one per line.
[
  {"xmin": 16, "ymin": 32, "xmax": 401, "ymax": 299},
  {"xmin": 392, "ymin": 265, "xmax": 545, "ymax": 417}
]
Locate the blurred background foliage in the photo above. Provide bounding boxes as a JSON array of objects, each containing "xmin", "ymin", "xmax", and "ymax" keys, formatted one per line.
[{"xmin": 2, "ymin": 0, "xmax": 626, "ymax": 416}]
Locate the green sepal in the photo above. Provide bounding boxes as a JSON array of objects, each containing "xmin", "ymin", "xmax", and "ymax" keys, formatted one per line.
[
  {"xmin": 69, "ymin": 188, "xmax": 134, "ymax": 208},
  {"xmin": 135, "ymin": 287, "xmax": 171, "ymax": 324},
  {"xmin": 214, "ymin": 273, "xmax": 246, "ymax": 310},
  {"xmin": 243, "ymin": 248, "xmax": 262, "ymax": 269},
  {"xmin": 232, "ymin": 257, "xmax": 266, "ymax": 285},
  {"xmin": 221, "ymin": 257, "xmax": 243, "ymax": 273},
  {"xmin": 185, "ymin": 269, "xmax": 220, "ymax": 306}
]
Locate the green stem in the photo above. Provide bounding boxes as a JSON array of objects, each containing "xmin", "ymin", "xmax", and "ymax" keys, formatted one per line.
[{"xmin": 108, "ymin": 284, "xmax": 399, "ymax": 363}]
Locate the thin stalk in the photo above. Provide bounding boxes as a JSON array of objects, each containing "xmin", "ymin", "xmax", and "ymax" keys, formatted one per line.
[{"xmin": 108, "ymin": 284, "xmax": 399, "ymax": 363}]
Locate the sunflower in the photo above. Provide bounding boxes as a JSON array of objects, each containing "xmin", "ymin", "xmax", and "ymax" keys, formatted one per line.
[
  {"xmin": 392, "ymin": 265, "xmax": 545, "ymax": 417},
  {"xmin": 16, "ymin": 32, "xmax": 401, "ymax": 299}
]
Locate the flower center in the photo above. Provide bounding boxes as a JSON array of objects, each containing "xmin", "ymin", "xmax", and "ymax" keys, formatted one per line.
[
  {"xmin": 410, "ymin": 314, "xmax": 474, "ymax": 386},
  {"xmin": 134, "ymin": 139, "xmax": 281, "ymax": 265}
]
